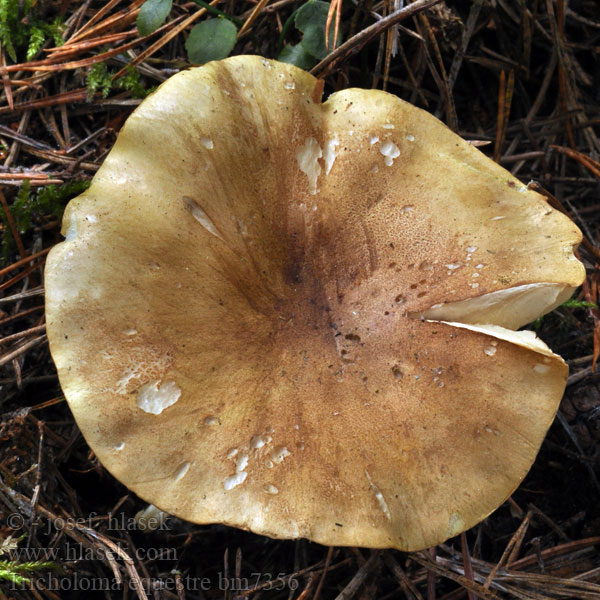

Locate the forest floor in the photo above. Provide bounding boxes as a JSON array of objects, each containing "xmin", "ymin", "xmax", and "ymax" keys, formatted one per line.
[{"xmin": 1, "ymin": 1, "xmax": 600, "ymax": 598}]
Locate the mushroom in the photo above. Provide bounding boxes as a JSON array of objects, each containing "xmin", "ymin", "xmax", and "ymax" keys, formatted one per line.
[{"xmin": 45, "ymin": 56, "xmax": 585, "ymax": 551}]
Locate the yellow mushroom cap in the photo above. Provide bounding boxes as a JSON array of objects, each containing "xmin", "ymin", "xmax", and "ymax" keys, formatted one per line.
[{"xmin": 45, "ymin": 56, "xmax": 585, "ymax": 551}]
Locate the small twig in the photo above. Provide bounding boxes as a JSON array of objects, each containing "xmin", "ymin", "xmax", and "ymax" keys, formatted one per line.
[
  {"xmin": 0, "ymin": 286, "xmax": 45, "ymax": 304},
  {"xmin": 0, "ymin": 335, "xmax": 47, "ymax": 368},
  {"xmin": 551, "ymin": 144, "xmax": 600, "ymax": 178},
  {"xmin": 334, "ymin": 551, "xmax": 380, "ymax": 600},
  {"xmin": 0, "ymin": 305, "xmax": 45, "ymax": 326},
  {"xmin": 447, "ymin": 0, "xmax": 484, "ymax": 91},
  {"xmin": 313, "ymin": 546, "xmax": 334, "ymax": 600},
  {"xmin": 0, "ymin": 247, "xmax": 50, "ymax": 278},
  {"xmin": 112, "ymin": 5, "xmax": 218, "ymax": 80},
  {"xmin": 412, "ymin": 552, "xmax": 501, "ymax": 600},
  {"xmin": 0, "ymin": 187, "xmax": 27, "ymax": 259},
  {"xmin": 0, "ymin": 324, "xmax": 46, "ymax": 346},
  {"xmin": 428, "ymin": 546, "xmax": 436, "ymax": 600},
  {"xmin": 460, "ymin": 533, "xmax": 477, "ymax": 600},
  {"xmin": 1, "ymin": 47, "xmax": 14, "ymax": 110},
  {"xmin": 239, "ymin": 0, "xmax": 271, "ymax": 37},
  {"xmin": 485, "ymin": 510, "xmax": 532, "ymax": 588},
  {"xmin": 311, "ymin": 0, "xmax": 443, "ymax": 77},
  {"xmin": 67, "ymin": 0, "xmax": 144, "ymax": 44},
  {"xmin": 555, "ymin": 412, "xmax": 600, "ymax": 493},
  {"xmin": 383, "ymin": 553, "xmax": 424, "ymax": 600},
  {"xmin": 493, "ymin": 69, "xmax": 514, "ymax": 163}
]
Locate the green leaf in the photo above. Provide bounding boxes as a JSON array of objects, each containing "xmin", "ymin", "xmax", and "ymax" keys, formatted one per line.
[
  {"xmin": 294, "ymin": 0, "xmax": 338, "ymax": 60},
  {"xmin": 278, "ymin": 44, "xmax": 316, "ymax": 70},
  {"xmin": 137, "ymin": 0, "xmax": 172, "ymax": 37},
  {"xmin": 185, "ymin": 18, "xmax": 237, "ymax": 65}
]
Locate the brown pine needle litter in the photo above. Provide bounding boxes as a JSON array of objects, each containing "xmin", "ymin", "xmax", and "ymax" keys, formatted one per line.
[{"xmin": 1, "ymin": 1, "xmax": 599, "ymax": 599}]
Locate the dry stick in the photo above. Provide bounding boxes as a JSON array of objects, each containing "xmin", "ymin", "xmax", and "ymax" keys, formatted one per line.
[
  {"xmin": 334, "ymin": 0, "xmax": 343, "ymax": 51},
  {"xmin": 236, "ymin": 558, "xmax": 355, "ymax": 598},
  {"xmin": 412, "ymin": 553, "xmax": 500, "ymax": 600},
  {"xmin": 0, "ymin": 172, "xmax": 50, "ymax": 180},
  {"xmin": 3, "ymin": 110, "xmax": 33, "ymax": 167},
  {"xmin": 397, "ymin": 39, "xmax": 429, "ymax": 106},
  {"xmin": 500, "ymin": 71, "xmax": 514, "ymax": 157},
  {"xmin": 436, "ymin": 554, "xmax": 600, "ymax": 599},
  {"xmin": 66, "ymin": 126, "xmax": 107, "ymax": 155},
  {"xmin": 0, "ymin": 335, "xmax": 47, "ymax": 368},
  {"xmin": 427, "ymin": 546, "xmax": 436, "ymax": 600},
  {"xmin": 25, "ymin": 147, "xmax": 99, "ymax": 171},
  {"xmin": 0, "ymin": 261, "xmax": 46, "ymax": 292},
  {"xmin": 551, "ymin": 144, "xmax": 600, "ymax": 178},
  {"xmin": 1, "ymin": 178, "xmax": 63, "ymax": 187},
  {"xmin": 460, "ymin": 533, "xmax": 477, "ymax": 600},
  {"xmin": 526, "ymin": 182, "xmax": 600, "ymax": 263},
  {"xmin": 382, "ymin": 26, "xmax": 394, "ymax": 91},
  {"xmin": 0, "ymin": 11, "xmax": 179, "ymax": 75},
  {"xmin": 527, "ymin": 504, "xmax": 570, "ymax": 543},
  {"xmin": 500, "ymin": 151, "xmax": 545, "ymax": 164},
  {"xmin": 334, "ymin": 551, "xmax": 380, "ymax": 600},
  {"xmin": 0, "ymin": 324, "xmax": 46, "ymax": 345},
  {"xmin": 224, "ymin": 547, "xmax": 230, "ymax": 600},
  {"xmin": 38, "ymin": 107, "xmax": 66, "ymax": 150},
  {"xmin": 313, "ymin": 546, "xmax": 334, "ymax": 600},
  {"xmin": 370, "ymin": 5, "xmax": 387, "ymax": 89},
  {"xmin": 383, "ymin": 553, "xmax": 424, "ymax": 600},
  {"xmin": 28, "ymin": 420, "xmax": 45, "ymax": 549},
  {"xmin": 121, "ymin": 532, "xmax": 152, "ymax": 589},
  {"xmin": 556, "ymin": 410, "xmax": 600, "ymax": 493},
  {"xmin": 0, "ymin": 187, "xmax": 26, "ymax": 259},
  {"xmin": 239, "ymin": 0, "xmax": 272, "ymax": 37},
  {"xmin": 0, "ymin": 88, "xmax": 86, "ymax": 114},
  {"xmin": 296, "ymin": 571, "xmax": 317, "ymax": 600},
  {"xmin": 519, "ymin": 121, "xmax": 549, "ymax": 174},
  {"xmin": 64, "ymin": 0, "xmax": 94, "ymax": 40},
  {"xmin": 0, "ymin": 286, "xmax": 44, "ymax": 303},
  {"xmin": 288, "ymin": 540, "xmax": 301, "ymax": 600},
  {"xmin": 67, "ymin": 0, "xmax": 139, "ymax": 43},
  {"xmin": 0, "ymin": 305, "xmax": 44, "ymax": 326},
  {"xmin": 484, "ymin": 510, "xmax": 532, "ymax": 590},
  {"xmin": 46, "ymin": 30, "xmax": 137, "ymax": 58},
  {"xmin": 82, "ymin": 528, "xmax": 146, "ymax": 598},
  {"xmin": 0, "ymin": 122, "xmax": 52, "ymax": 151},
  {"xmin": 112, "ymin": 5, "xmax": 219, "ymax": 80},
  {"xmin": 30, "ymin": 396, "xmax": 65, "ymax": 411},
  {"xmin": 65, "ymin": 1, "xmax": 143, "ymax": 48},
  {"xmin": 59, "ymin": 72, "xmax": 70, "ymax": 148},
  {"xmin": 417, "ymin": 13, "xmax": 457, "ymax": 131},
  {"xmin": 493, "ymin": 70, "xmax": 513, "ymax": 163},
  {"xmin": 573, "ymin": 566, "xmax": 600, "ymax": 582},
  {"xmin": 545, "ymin": 0, "xmax": 576, "ymax": 149},
  {"xmin": 1, "ymin": 46, "xmax": 14, "ymax": 110},
  {"xmin": 235, "ymin": 546, "xmax": 242, "ymax": 584},
  {"xmin": 447, "ymin": 0, "xmax": 483, "ymax": 91},
  {"xmin": 0, "ymin": 247, "xmax": 50, "ymax": 277},
  {"xmin": 311, "ymin": 0, "xmax": 443, "ymax": 77},
  {"xmin": 413, "ymin": 25, "xmax": 446, "ymax": 122},
  {"xmin": 325, "ymin": 0, "xmax": 343, "ymax": 51},
  {"xmin": 520, "ymin": 0, "xmax": 533, "ymax": 79}
]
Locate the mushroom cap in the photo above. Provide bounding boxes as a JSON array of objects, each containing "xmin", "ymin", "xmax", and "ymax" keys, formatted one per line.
[{"xmin": 45, "ymin": 56, "xmax": 585, "ymax": 551}]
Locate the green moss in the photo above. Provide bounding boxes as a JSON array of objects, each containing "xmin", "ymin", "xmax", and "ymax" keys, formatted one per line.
[
  {"xmin": 0, "ymin": 559, "xmax": 62, "ymax": 585},
  {"xmin": 1, "ymin": 180, "xmax": 90, "ymax": 262},
  {"xmin": 0, "ymin": 0, "xmax": 64, "ymax": 63},
  {"xmin": 87, "ymin": 63, "xmax": 155, "ymax": 99}
]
